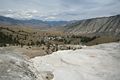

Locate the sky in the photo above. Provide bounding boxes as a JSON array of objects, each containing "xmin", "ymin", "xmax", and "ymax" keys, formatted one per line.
[{"xmin": 0, "ymin": 0, "xmax": 120, "ymax": 21}]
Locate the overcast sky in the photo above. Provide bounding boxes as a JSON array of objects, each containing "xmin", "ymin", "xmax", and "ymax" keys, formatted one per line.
[{"xmin": 0, "ymin": 0, "xmax": 120, "ymax": 21}]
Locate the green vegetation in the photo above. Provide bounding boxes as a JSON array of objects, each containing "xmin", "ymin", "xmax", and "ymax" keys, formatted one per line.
[
  {"xmin": 0, "ymin": 25, "xmax": 119, "ymax": 48},
  {"xmin": 0, "ymin": 26, "xmax": 98, "ymax": 47},
  {"xmin": 80, "ymin": 36, "xmax": 97, "ymax": 43}
]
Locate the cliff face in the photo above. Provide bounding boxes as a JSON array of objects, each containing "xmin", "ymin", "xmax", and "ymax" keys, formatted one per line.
[{"xmin": 65, "ymin": 15, "xmax": 120, "ymax": 36}]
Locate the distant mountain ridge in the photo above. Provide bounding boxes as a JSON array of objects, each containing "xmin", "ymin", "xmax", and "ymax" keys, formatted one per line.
[
  {"xmin": 0, "ymin": 16, "xmax": 69, "ymax": 27},
  {"xmin": 0, "ymin": 15, "xmax": 120, "ymax": 37},
  {"xmin": 65, "ymin": 15, "xmax": 120, "ymax": 36}
]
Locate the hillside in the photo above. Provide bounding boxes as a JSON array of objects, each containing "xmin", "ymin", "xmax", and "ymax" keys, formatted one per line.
[
  {"xmin": 65, "ymin": 15, "xmax": 120, "ymax": 37},
  {"xmin": 0, "ymin": 25, "xmax": 66, "ymax": 46},
  {"xmin": 0, "ymin": 25, "xmax": 84, "ymax": 57}
]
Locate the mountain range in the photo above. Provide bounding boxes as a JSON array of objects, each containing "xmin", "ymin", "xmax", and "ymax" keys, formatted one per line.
[
  {"xmin": 65, "ymin": 15, "xmax": 120, "ymax": 36},
  {"xmin": 0, "ymin": 16, "xmax": 69, "ymax": 27},
  {"xmin": 0, "ymin": 14, "xmax": 120, "ymax": 37}
]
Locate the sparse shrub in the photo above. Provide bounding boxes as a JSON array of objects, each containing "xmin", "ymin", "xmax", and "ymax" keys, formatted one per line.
[{"xmin": 80, "ymin": 36, "xmax": 96, "ymax": 43}]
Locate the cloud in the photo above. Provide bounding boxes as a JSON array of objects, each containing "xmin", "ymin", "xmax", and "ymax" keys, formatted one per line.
[
  {"xmin": 0, "ymin": 0, "xmax": 119, "ymax": 20},
  {"xmin": 0, "ymin": 10, "xmax": 40, "ymax": 19},
  {"xmin": 44, "ymin": 16, "xmax": 56, "ymax": 20}
]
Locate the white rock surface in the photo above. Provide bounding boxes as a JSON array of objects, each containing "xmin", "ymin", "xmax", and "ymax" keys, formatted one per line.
[
  {"xmin": 0, "ymin": 48, "xmax": 37, "ymax": 80},
  {"xmin": 31, "ymin": 42, "xmax": 120, "ymax": 80}
]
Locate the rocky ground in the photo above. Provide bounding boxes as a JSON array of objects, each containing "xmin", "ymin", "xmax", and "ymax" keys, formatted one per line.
[
  {"xmin": 0, "ymin": 47, "xmax": 54, "ymax": 80},
  {"xmin": 31, "ymin": 42, "xmax": 120, "ymax": 80},
  {"xmin": 0, "ymin": 48, "xmax": 36, "ymax": 80},
  {"xmin": 0, "ymin": 42, "xmax": 120, "ymax": 80}
]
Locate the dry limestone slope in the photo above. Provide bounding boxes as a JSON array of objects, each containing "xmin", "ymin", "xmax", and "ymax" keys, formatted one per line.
[
  {"xmin": 65, "ymin": 15, "xmax": 120, "ymax": 36},
  {"xmin": 31, "ymin": 42, "xmax": 120, "ymax": 80},
  {"xmin": 0, "ymin": 42, "xmax": 120, "ymax": 80}
]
